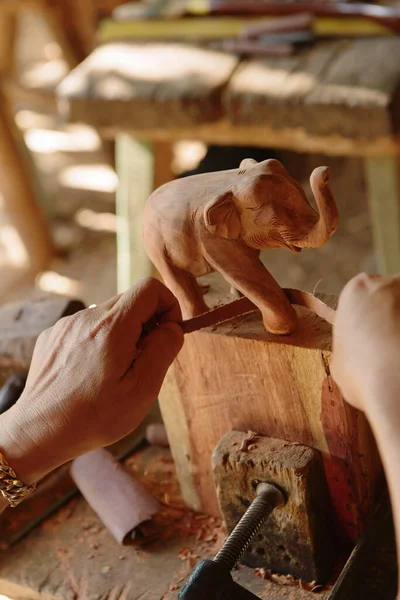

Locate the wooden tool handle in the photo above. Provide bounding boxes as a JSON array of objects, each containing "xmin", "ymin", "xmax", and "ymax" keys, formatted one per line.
[{"xmin": 180, "ymin": 288, "xmax": 335, "ymax": 334}]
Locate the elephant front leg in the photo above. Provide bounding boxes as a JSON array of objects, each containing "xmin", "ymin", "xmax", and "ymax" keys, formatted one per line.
[
  {"xmin": 156, "ymin": 259, "xmax": 209, "ymax": 320},
  {"xmin": 204, "ymin": 241, "xmax": 297, "ymax": 335}
]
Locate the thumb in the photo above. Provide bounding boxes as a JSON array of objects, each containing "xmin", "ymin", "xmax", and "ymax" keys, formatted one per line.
[{"xmin": 132, "ymin": 322, "xmax": 184, "ymax": 392}]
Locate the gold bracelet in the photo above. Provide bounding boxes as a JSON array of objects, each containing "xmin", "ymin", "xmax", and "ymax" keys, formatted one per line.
[{"xmin": 0, "ymin": 451, "xmax": 36, "ymax": 507}]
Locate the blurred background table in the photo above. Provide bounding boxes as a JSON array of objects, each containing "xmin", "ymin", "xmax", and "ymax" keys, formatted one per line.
[{"xmin": 57, "ymin": 35, "xmax": 400, "ymax": 290}]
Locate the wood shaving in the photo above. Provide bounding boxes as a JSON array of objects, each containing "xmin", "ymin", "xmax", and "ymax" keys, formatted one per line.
[
  {"xmin": 253, "ymin": 567, "xmax": 271, "ymax": 580},
  {"xmin": 178, "ymin": 548, "xmax": 198, "ymax": 569},
  {"xmin": 270, "ymin": 573, "xmax": 296, "ymax": 586},
  {"xmin": 254, "ymin": 565, "xmax": 325, "ymax": 593},
  {"xmin": 238, "ymin": 431, "xmax": 259, "ymax": 454}
]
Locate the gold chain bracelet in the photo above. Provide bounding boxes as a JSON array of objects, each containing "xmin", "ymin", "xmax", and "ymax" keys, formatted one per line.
[{"xmin": 0, "ymin": 452, "xmax": 36, "ymax": 507}]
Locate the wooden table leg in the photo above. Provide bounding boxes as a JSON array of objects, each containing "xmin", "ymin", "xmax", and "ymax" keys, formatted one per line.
[
  {"xmin": 365, "ymin": 156, "xmax": 400, "ymax": 276},
  {"xmin": 0, "ymin": 92, "xmax": 54, "ymax": 272},
  {"xmin": 0, "ymin": 11, "xmax": 17, "ymax": 77},
  {"xmin": 115, "ymin": 135, "xmax": 173, "ymax": 292}
]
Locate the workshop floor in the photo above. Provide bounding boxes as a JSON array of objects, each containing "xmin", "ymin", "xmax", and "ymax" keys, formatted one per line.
[{"xmin": 0, "ymin": 11, "xmax": 374, "ymax": 308}]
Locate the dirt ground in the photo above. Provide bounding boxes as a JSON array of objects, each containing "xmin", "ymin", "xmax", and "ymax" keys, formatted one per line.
[{"xmin": 0, "ymin": 11, "xmax": 374, "ymax": 309}]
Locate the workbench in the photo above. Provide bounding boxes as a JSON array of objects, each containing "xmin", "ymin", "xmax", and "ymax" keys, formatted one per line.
[
  {"xmin": 57, "ymin": 37, "xmax": 400, "ymax": 289},
  {"xmin": 0, "ymin": 445, "xmax": 331, "ymax": 600}
]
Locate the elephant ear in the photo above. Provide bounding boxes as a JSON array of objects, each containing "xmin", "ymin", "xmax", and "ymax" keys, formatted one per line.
[{"xmin": 204, "ymin": 191, "xmax": 241, "ymax": 239}]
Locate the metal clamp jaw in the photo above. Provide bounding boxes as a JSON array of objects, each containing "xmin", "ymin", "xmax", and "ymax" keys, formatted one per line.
[
  {"xmin": 179, "ymin": 560, "xmax": 260, "ymax": 599},
  {"xmin": 179, "ymin": 483, "xmax": 285, "ymax": 600}
]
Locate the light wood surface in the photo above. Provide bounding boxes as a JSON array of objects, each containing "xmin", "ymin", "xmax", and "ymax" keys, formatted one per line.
[
  {"xmin": 57, "ymin": 43, "xmax": 239, "ymax": 130},
  {"xmin": 225, "ymin": 39, "xmax": 400, "ymax": 140},
  {"xmin": 58, "ymin": 39, "xmax": 400, "ymax": 143}
]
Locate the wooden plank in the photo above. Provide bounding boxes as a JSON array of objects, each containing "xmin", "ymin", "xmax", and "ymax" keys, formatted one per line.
[
  {"xmin": 65, "ymin": 121, "xmax": 400, "ymax": 160},
  {"xmin": 57, "ymin": 43, "xmax": 238, "ymax": 130},
  {"xmin": 159, "ymin": 305, "xmax": 382, "ymax": 546},
  {"xmin": 364, "ymin": 156, "xmax": 400, "ymax": 275},
  {"xmin": 225, "ymin": 39, "xmax": 400, "ymax": 139},
  {"xmin": 96, "ymin": 16, "xmax": 394, "ymax": 43}
]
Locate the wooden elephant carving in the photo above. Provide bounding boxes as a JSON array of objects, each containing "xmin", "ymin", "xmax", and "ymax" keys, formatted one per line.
[{"xmin": 143, "ymin": 158, "xmax": 338, "ymax": 334}]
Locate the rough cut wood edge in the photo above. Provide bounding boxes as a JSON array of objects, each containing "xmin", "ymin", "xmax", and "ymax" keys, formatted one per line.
[{"xmin": 213, "ymin": 431, "xmax": 336, "ymax": 582}]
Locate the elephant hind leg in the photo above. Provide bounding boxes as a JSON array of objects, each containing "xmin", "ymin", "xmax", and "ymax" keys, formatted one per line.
[{"xmin": 156, "ymin": 258, "xmax": 209, "ymax": 320}]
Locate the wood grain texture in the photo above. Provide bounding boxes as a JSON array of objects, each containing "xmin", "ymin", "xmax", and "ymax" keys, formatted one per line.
[
  {"xmin": 159, "ymin": 306, "xmax": 382, "ymax": 545},
  {"xmin": 144, "ymin": 158, "xmax": 338, "ymax": 334},
  {"xmin": 57, "ymin": 43, "xmax": 238, "ymax": 129},
  {"xmin": 213, "ymin": 432, "xmax": 336, "ymax": 582},
  {"xmin": 225, "ymin": 38, "xmax": 400, "ymax": 139}
]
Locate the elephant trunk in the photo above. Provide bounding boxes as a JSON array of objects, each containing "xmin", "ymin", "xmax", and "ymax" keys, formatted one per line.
[{"xmin": 295, "ymin": 167, "xmax": 339, "ymax": 249}]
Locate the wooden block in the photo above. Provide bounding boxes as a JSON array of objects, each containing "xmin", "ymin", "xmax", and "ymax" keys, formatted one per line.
[
  {"xmin": 57, "ymin": 43, "xmax": 238, "ymax": 130},
  {"xmin": 0, "ymin": 296, "xmax": 85, "ymax": 371},
  {"xmin": 225, "ymin": 39, "xmax": 400, "ymax": 138},
  {"xmin": 213, "ymin": 431, "xmax": 336, "ymax": 582},
  {"xmin": 159, "ymin": 306, "xmax": 382, "ymax": 546}
]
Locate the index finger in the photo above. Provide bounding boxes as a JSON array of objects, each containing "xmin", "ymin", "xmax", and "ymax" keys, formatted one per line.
[{"xmin": 110, "ymin": 277, "xmax": 182, "ymax": 341}]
